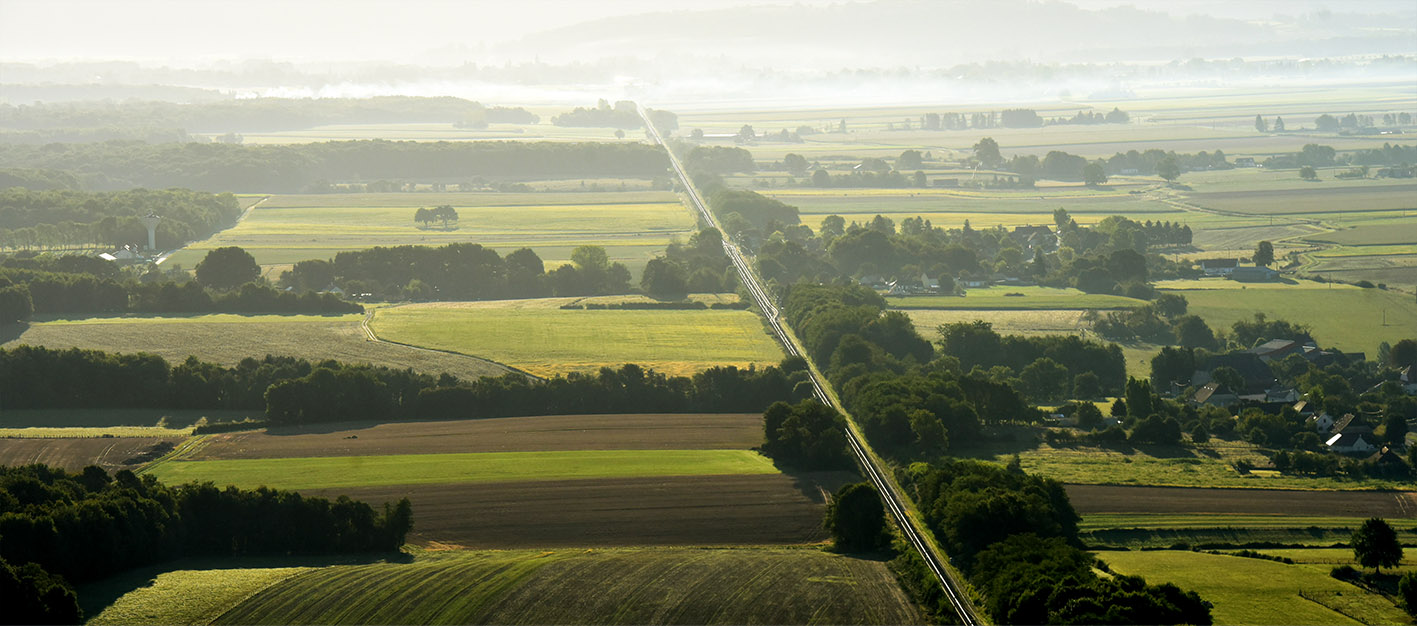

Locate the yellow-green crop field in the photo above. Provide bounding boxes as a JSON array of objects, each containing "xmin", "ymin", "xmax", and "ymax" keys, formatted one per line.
[
  {"xmin": 165, "ymin": 191, "xmax": 697, "ymax": 272},
  {"xmin": 86, "ymin": 548, "xmax": 920, "ymax": 626},
  {"xmin": 1157, "ymin": 280, "xmax": 1417, "ymax": 355},
  {"xmin": 1098, "ymin": 550, "xmax": 1411, "ymax": 626},
  {"xmin": 3, "ymin": 313, "xmax": 510, "ymax": 381},
  {"xmin": 144, "ymin": 449, "xmax": 779, "ymax": 491},
  {"xmin": 370, "ymin": 299, "xmax": 784, "ymax": 377}
]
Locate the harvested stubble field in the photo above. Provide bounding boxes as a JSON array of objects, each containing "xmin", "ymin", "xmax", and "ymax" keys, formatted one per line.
[
  {"xmin": 207, "ymin": 548, "xmax": 921, "ymax": 625},
  {"xmin": 1066, "ymin": 484, "xmax": 1417, "ymax": 518},
  {"xmin": 0, "ymin": 436, "xmax": 181, "ymax": 472},
  {"xmin": 901, "ymin": 309, "xmax": 1088, "ymax": 338},
  {"xmin": 165, "ymin": 191, "xmax": 696, "ymax": 270},
  {"xmin": 4, "ymin": 313, "xmax": 511, "ymax": 381},
  {"xmin": 970, "ymin": 439, "xmax": 1411, "ymax": 491},
  {"xmin": 1186, "ymin": 183, "xmax": 1417, "ymax": 215},
  {"xmin": 889, "ymin": 286, "xmax": 1144, "ymax": 310},
  {"xmin": 156, "ymin": 415, "xmax": 844, "ymax": 548},
  {"xmin": 370, "ymin": 299, "xmax": 784, "ymax": 377},
  {"xmin": 1307, "ymin": 223, "xmax": 1417, "ymax": 246},
  {"xmin": 1097, "ymin": 550, "xmax": 1411, "ymax": 626}
]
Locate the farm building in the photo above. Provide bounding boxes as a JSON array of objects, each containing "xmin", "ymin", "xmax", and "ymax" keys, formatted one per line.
[
  {"xmin": 1325, "ymin": 414, "xmax": 1378, "ymax": 454},
  {"xmin": 1234, "ymin": 157, "xmax": 1257, "ymax": 167},
  {"xmin": 1189, "ymin": 382, "xmax": 1238, "ymax": 407},
  {"xmin": 1229, "ymin": 266, "xmax": 1280, "ymax": 282},
  {"xmin": 1246, "ymin": 339, "xmax": 1303, "ymax": 362},
  {"xmin": 1010, "ymin": 225, "xmax": 1057, "ymax": 251},
  {"xmin": 1306, "ymin": 411, "xmax": 1335, "ymax": 434},
  {"xmin": 1200, "ymin": 258, "xmax": 1237, "ymax": 276}
]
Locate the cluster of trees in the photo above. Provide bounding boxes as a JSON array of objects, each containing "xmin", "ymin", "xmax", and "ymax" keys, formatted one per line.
[
  {"xmin": 1, "ymin": 344, "xmax": 805, "ymax": 423},
  {"xmin": 0, "ymin": 141, "xmax": 669, "ymax": 193},
  {"xmin": 1313, "ymin": 112, "xmax": 1412, "ymax": 132},
  {"xmin": 639, "ymin": 228, "xmax": 737, "ymax": 298},
  {"xmin": 0, "ymin": 96, "xmax": 534, "ymax": 133},
  {"xmin": 0, "ymin": 188, "xmax": 241, "ymax": 251},
  {"xmin": 704, "ymin": 185, "xmax": 801, "ymax": 238},
  {"xmin": 0, "ymin": 249, "xmax": 360, "ymax": 322},
  {"xmin": 760, "ymin": 398, "xmax": 855, "ymax": 471},
  {"xmin": 551, "ymin": 100, "xmax": 642, "ymax": 129},
  {"xmin": 745, "ymin": 207, "xmax": 1192, "ymax": 305},
  {"xmin": 413, "ymin": 205, "xmax": 459, "ymax": 229},
  {"xmin": 901, "ymin": 460, "xmax": 1211, "ymax": 624},
  {"xmin": 279, "ymin": 243, "xmax": 630, "ymax": 301},
  {"xmin": 0, "ymin": 169, "xmax": 84, "ymax": 192},
  {"xmin": 937, "ymin": 320, "xmax": 1125, "ymax": 402},
  {"xmin": 0, "ymin": 464, "xmax": 412, "ymax": 623},
  {"xmin": 682, "ymin": 145, "xmax": 756, "ymax": 175},
  {"xmin": 1049, "ymin": 108, "xmax": 1130, "ymax": 125}
]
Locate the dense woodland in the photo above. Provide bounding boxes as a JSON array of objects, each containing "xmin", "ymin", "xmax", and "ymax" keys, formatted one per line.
[
  {"xmin": 0, "ymin": 464, "xmax": 412, "ymax": 623},
  {"xmin": 551, "ymin": 100, "xmax": 643, "ymax": 129},
  {"xmin": 0, "ymin": 188, "xmax": 242, "ymax": 251},
  {"xmin": 0, "ymin": 141, "xmax": 669, "ymax": 192},
  {"xmin": 0, "ymin": 345, "xmax": 807, "ymax": 422}
]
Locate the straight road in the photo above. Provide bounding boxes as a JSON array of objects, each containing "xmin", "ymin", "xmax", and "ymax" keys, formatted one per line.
[{"xmin": 639, "ymin": 108, "xmax": 981, "ymax": 625}]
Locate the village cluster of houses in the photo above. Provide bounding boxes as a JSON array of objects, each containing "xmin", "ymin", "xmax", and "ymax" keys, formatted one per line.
[{"xmin": 1184, "ymin": 338, "xmax": 1416, "ymax": 460}]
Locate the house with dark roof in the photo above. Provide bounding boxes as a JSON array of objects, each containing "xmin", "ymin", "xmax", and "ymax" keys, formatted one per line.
[
  {"xmin": 1200, "ymin": 258, "xmax": 1238, "ymax": 276},
  {"xmin": 1194, "ymin": 352, "xmax": 1279, "ymax": 394},
  {"xmin": 1246, "ymin": 339, "xmax": 1303, "ymax": 362},
  {"xmin": 1325, "ymin": 414, "xmax": 1378, "ymax": 454},
  {"xmin": 1366, "ymin": 446, "xmax": 1409, "ymax": 476},
  {"xmin": 1230, "ymin": 266, "xmax": 1280, "ymax": 282},
  {"xmin": 1189, "ymin": 382, "xmax": 1238, "ymax": 407}
]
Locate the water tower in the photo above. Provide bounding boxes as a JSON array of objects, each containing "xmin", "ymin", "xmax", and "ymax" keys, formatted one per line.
[{"xmin": 139, "ymin": 214, "xmax": 161, "ymax": 251}]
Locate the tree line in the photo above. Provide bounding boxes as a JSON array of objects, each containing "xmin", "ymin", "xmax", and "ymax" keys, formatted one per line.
[
  {"xmin": 0, "ymin": 188, "xmax": 242, "ymax": 252},
  {"xmin": 0, "ymin": 345, "xmax": 806, "ymax": 423},
  {"xmin": 0, "ymin": 263, "xmax": 360, "ymax": 323},
  {"xmin": 0, "ymin": 96, "xmax": 536, "ymax": 134},
  {"xmin": 0, "ymin": 140, "xmax": 670, "ymax": 193},
  {"xmin": 551, "ymin": 100, "xmax": 642, "ymax": 129},
  {"xmin": 278, "ymin": 243, "xmax": 632, "ymax": 301},
  {"xmin": 0, "ymin": 464, "xmax": 412, "ymax": 623}
]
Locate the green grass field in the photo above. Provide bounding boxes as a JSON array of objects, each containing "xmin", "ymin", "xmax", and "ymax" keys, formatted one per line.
[
  {"xmin": 370, "ymin": 300, "xmax": 784, "ymax": 377},
  {"xmin": 890, "ymin": 286, "xmax": 1144, "ymax": 310},
  {"xmin": 4, "ymin": 313, "xmax": 511, "ymax": 382},
  {"xmin": 203, "ymin": 548, "xmax": 921, "ymax": 625},
  {"xmin": 164, "ymin": 191, "xmax": 697, "ymax": 272},
  {"xmin": 144, "ymin": 449, "xmax": 779, "ymax": 490},
  {"xmin": 84, "ymin": 564, "xmax": 315, "ymax": 626},
  {"xmin": 1097, "ymin": 550, "xmax": 1410, "ymax": 626},
  {"xmin": 1160, "ymin": 281, "xmax": 1417, "ymax": 355}
]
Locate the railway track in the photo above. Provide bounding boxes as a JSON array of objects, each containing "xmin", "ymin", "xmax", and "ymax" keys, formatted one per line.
[{"xmin": 639, "ymin": 108, "xmax": 981, "ymax": 625}]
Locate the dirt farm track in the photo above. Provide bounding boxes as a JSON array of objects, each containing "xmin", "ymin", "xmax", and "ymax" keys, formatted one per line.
[{"xmin": 1067, "ymin": 484, "xmax": 1417, "ymax": 518}]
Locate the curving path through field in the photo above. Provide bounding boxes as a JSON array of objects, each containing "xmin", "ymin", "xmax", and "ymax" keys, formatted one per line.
[{"xmin": 359, "ymin": 307, "xmax": 536, "ymax": 380}]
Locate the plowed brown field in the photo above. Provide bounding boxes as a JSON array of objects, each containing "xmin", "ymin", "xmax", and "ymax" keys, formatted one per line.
[
  {"xmin": 194, "ymin": 414, "xmax": 762, "ymax": 459},
  {"xmin": 0, "ymin": 437, "xmax": 179, "ymax": 471},
  {"xmin": 314, "ymin": 472, "xmax": 854, "ymax": 548},
  {"xmin": 1066, "ymin": 484, "xmax": 1417, "ymax": 518}
]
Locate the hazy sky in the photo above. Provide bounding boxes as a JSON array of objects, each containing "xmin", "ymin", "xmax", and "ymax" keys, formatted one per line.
[
  {"xmin": 0, "ymin": 0, "xmax": 834, "ymax": 64},
  {"xmin": 4, "ymin": 0, "xmax": 1410, "ymax": 66}
]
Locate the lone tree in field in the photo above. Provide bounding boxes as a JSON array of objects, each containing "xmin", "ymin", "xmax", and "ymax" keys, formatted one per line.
[
  {"xmin": 1353, "ymin": 517, "xmax": 1404, "ymax": 573},
  {"xmin": 1300, "ymin": 166, "xmax": 1319, "ymax": 181},
  {"xmin": 825, "ymin": 482, "xmax": 888, "ymax": 552},
  {"xmin": 1254, "ymin": 115, "xmax": 1267, "ymax": 132},
  {"xmin": 973, "ymin": 137, "xmax": 1003, "ymax": 168},
  {"xmin": 1083, "ymin": 162, "xmax": 1108, "ymax": 186},
  {"xmin": 195, "ymin": 246, "xmax": 260, "ymax": 291},
  {"xmin": 414, "ymin": 207, "xmax": 433, "ymax": 227},
  {"xmin": 1254, "ymin": 241, "xmax": 1275, "ymax": 267},
  {"xmin": 1157, "ymin": 156, "xmax": 1181, "ymax": 183},
  {"xmin": 1274, "ymin": 116, "xmax": 1286, "ymax": 131},
  {"xmin": 432, "ymin": 205, "xmax": 459, "ymax": 229}
]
